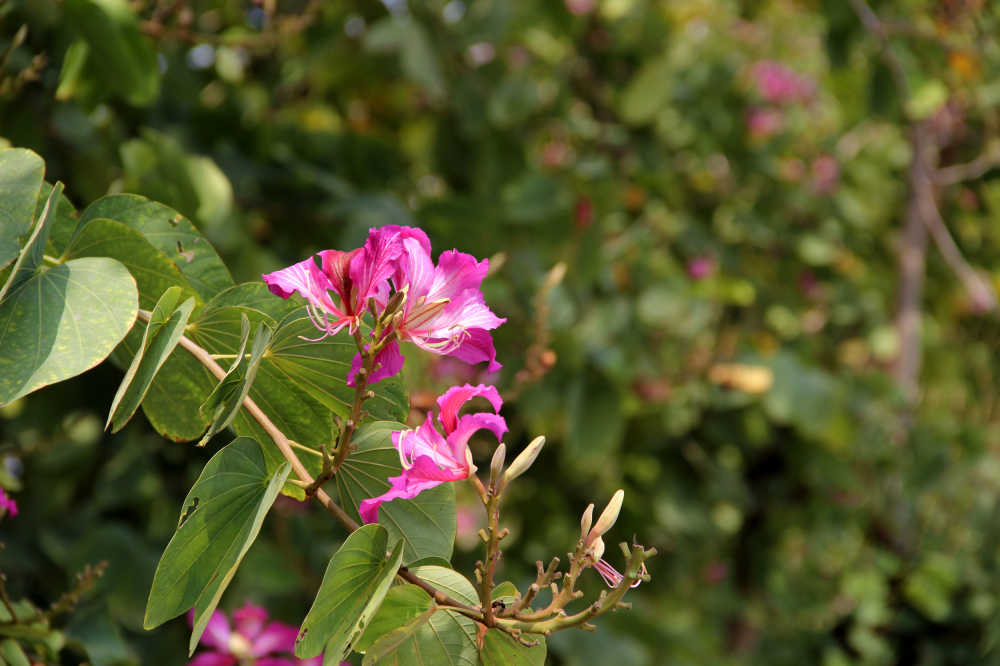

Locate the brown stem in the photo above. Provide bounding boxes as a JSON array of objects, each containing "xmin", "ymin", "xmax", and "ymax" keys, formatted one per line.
[{"xmin": 138, "ymin": 311, "xmax": 479, "ymax": 616}]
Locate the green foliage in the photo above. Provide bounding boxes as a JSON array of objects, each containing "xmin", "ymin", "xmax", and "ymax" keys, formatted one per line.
[
  {"xmin": 5, "ymin": 0, "xmax": 1000, "ymax": 663},
  {"xmin": 143, "ymin": 437, "xmax": 290, "ymax": 653},
  {"xmin": 0, "ymin": 149, "xmax": 44, "ymax": 269},
  {"xmin": 294, "ymin": 524, "xmax": 404, "ymax": 662},
  {"xmin": 337, "ymin": 421, "xmax": 457, "ymax": 565},
  {"xmin": 106, "ymin": 286, "xmax": 195, "ymax": 432}
]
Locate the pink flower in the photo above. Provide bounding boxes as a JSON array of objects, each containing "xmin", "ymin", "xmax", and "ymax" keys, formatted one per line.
[
  {"xmin": 746, "ymin": 107, "xmax": 784, "ymax": 140},
  {"xmin": 0, "ymin": 489, "xmax": 16, "ymax": 518},
  {"xmin": 686, "ymin": 256, "xmax": 715, "ymax": 280},
  {"xmin": 810, "ymin": 154, "xmax": 840, "ymax": 195},
  {"xmin": 348, "ymin": 226, "xmax": 505, "ymax": 385},
  {"xmin": 358, "ymin": 384, "xmax": 506, "ymax": 523},
  {"xmin": 750, "ymin": 61, "xmax": 815, "ymax": 105},
  {"xmin": 188, "ymin": 603, "xmax": 319, "ymax": 666},
  {"xmin": 261, "ymin": 229, "xmax": 401, "ymax": 339}
]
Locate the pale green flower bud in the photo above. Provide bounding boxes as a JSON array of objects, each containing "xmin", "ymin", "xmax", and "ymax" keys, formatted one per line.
[{"xmin": 502, "ymin": 436, "xmax": 545, "ymax": 486}]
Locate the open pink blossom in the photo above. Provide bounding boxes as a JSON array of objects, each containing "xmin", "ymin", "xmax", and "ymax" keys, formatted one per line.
[
  {"xmin": 261, "ymin": 228, "xmax": 401, "ymax": 339},
  {"xmin": 348, "ymin": 226, "xmax": 505, "ymax": 385},
  {"xmin": 188, "ymin": 603, "xmax": 320, "ymax": 666},
  {"xmin": 0, "ymin": 489, "xmax": 16, "ymax": 518},
  {"xmin": 359, "ymin": 384, "xmax": 506, "ymax": 523}
]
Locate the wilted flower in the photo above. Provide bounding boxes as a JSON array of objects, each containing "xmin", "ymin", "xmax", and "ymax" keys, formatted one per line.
[
  {"xmin": 188, "ymin": 603, "xmax": 319, "ymax": 666},
  {"xmin": 579, "ymin": 490, "xmax": 644, "ymax": 589},
  {"xmin": 359, "ymin": 384, "xmax": 506, "ymax": 523}
]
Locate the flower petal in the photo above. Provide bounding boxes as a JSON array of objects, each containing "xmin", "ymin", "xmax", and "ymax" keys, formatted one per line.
[
  {"xmin": 448, "ymin": 327, "xmax": 503, "ymax": 372},
  {"xmin": 188, "ymin": 652, "xmax": 238, "ymax": 666},
  {"xmin": 189, "ymin": 609, "xmax": 231, "ymax": 651},
  {"xmin": 426, "ymin": 250, "xmax": 489, "ymax": 303},
  {"xmin": 318, "ymin": 248, "xmax": 360, "ymax": 307},
  {"xmin": 349, "ymin": 227, "xmax": 404, "ymax": 307},
  {"xmin": 250, "ymin": 622, "xmax": 299, "ymax": 656},
  {"xmin": 394, "ymin": 235, "xmax": 437, "ymax": 301},
  {"xmin": 0, "ymin": 489, "xmax": 17, "ymax": 517},
  {"xmin": 347, "ymin": 339, "xmax": 405, "ymax": 387},
  {"xmin": 446, "ymin": 412, "xmax": 507, "ymax": 460},
  {"xmin": 254, "ymin": 658, "xmax": 299, "ymax": 666},
  {"xmin": 435, "ymin": 384, "xmax": 503, "ymax": 435},
  {"xmin": 359, "ymin": 457, "xmax": 467, "ymax": 523},
  {"xmin": 232, "ymin": 603, "xmax": 268, "ymax": 640},
  {"xmin": 262, "ymin": 257, "xmax": 332, "ymax": 306}
]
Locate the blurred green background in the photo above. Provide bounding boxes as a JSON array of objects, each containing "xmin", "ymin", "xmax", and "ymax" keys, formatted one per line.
[{"xmin": 4, "ymin": 0, "xmax": 1000, "ymax": 663}]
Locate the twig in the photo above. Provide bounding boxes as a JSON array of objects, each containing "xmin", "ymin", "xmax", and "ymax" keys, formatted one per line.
[
  {"xmin": 934, "ymin": 147, "xmax": 1000, "ymax": 185},
  {"xmin": 136, "ymin": 310, "xmax": 481, "ymax": 617}
]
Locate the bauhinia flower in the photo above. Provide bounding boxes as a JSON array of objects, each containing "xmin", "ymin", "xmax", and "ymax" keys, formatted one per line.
[
  {"xmin": 359, "ymin": 384, "xmax": 507, "ymax": 523},
  {"xmin": 188, "ymin": 603, "xmax": 321, "ymax": 666},
  {"xmin": 261, "ymin": 227, "xmax": 401, "ymax": 339},
  {"xmin": 579, "ymin": 490, "xmax": 644, "ymax": 589},
  {"xmin": 348, "ymin": 226, "xmax": 505, "ymax": 385}
]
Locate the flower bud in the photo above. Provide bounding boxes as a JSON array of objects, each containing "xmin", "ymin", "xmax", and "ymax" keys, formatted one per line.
[
  {"xmin": 465, "ymin": 447, "xmax": 478, "ymax": 475},
  {"xmin": 590, "ymin": 489, "xmax": 624, "ymax": 540},
  {"xmin": 489, "ymin": 443, "xmax": 506, "ymax": 486},
  {"xmin": 580, "ymin": 503, "xmax": 594, "ymax": 540},
  {"xmin": 382, "ymin": 286, "xmax": 408, "ymax": 320},
  {"xmin": 502, "ymin": 436, "xmax": 545, "ymax": 486}
]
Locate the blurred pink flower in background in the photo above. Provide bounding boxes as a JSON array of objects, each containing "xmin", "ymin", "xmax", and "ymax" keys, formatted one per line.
[
  {"xmin": 0, "ymin": 489, "xmax": 17, "ymax": 518},
  {"xmin": 746, "ymin": 107, "xmax": 784, "ymax": 140},
  {"xmin": 565, "ymin": 0, "xmax": 596, "ymax": 15},
  {"xmin": 188, "ymin": 603, "xmax": 320, "ymax": 666},
  {"xmin": 750, "ymin": 61, "xmax": 815, "ymax": 105},
  {"xmin": 810, "ymin": 154, "xmax": 840, "ymax": 194},
  {"xmin": 687, "ymin": 256, "xmax": 716, "ymax": 280}
]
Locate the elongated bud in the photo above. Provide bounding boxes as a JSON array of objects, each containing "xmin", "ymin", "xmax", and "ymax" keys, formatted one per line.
[
  {"xmin": 382, "ymin": 286, "xmax": 408, "ymax": 320},
  {"xmin": 465, "ymin": 447, "xmax": 477, "ymax": 475},
  {"xmin": 590, "ymin": 489, "xmax": 624, "ymax": 539},
  {"xmin": 580, "ymin": 503, "xmax": 594, "ymax": 540},
  {"xmin": 489, "ymin": 443, "xmax": 506, "ymax": 487},
  {"xmin": 367, "ymin": 296, "xmax": 378, "ymax": 319},
  {"xmin": 502, "ymin": 436, "xmax": 545, "ymax": 486}
]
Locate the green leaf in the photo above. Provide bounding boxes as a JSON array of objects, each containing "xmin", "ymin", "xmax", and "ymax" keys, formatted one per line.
[
  {"xmin": 354, "ymin": 584, "xmax": 434, "ymax": 654},
  {"xmin": 479, "ymin": 630, "xmax": 546, "ymax": 666},
  {"xmin": 0, "ymin": 182, "xmax": 63, "ymax": 302},
  {"xmin": 143, "ymin": 437, "xmax": 291, "ymax": 657},
  {"xmin": 106, "ymin": 286, "xmax": 196, "ymax": 432},
  {"xmin": 63, "ymin": 0, "xmax": 160, "ymax": 106},
  {"xmin": 337, "ymin": 421, "xmax": 456, "ymax": 565},
  {"xmin": 78, "ymin": 194, "xmax": 233, "ymax": 300},
  {"xmin": 491, "ymin": 581, "xmax": 519, "ymax": 606},
  {"xmin": 63, "ymin": 217, "xmax": 200, "ymax": 310},
  {"xmin": 0, "ymin": 148, "xmax": 44, "ymax": 269},
  {"xmin": 198, "ymin": 316, "xmax": 272, "ymax": 446},
  {"xmin": 0, "ymin": 639, "xmax": 30, "ymax": 666},
  {"xmin": 361, "ymin": 565, "xmax": 478, "ymax": 666},
  {"xmin": 294, "ymin": 524, "xmax": 405, "ymax": 662},
  {"xmin": 620, "ymin": 53, "xmax": 673, "ymax": 125},
  {"xmin": 0, "ymin": 257, "xmax": 138, "ymax": 405},
  {"xmin": 267, "ymin": 311, "xmax": 409, "ymax": 423}
]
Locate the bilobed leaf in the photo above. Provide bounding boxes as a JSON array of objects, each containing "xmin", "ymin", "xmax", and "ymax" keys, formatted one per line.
[
  {"xmin": 267, "ymin": 310, "xmax": 410, "ymax": 423},
  {"xmin": 294, "ymin": 524, "xmax": 404, "ymax": 662},
  {"xmin": 63, "ymin": 217, "xmax": 200, "ymax": 310},
  {"xmin": 106, "ymin": 286, "xmax": 196, "ymax": 432},
  {"xmin": 78, "ymin": 194, "xmax": 232, "ymax": 300},
  {"xmin": 0, "ymin": 148, "xmax": 44, "ymax": 269},
  {"xmin": 143, "ymin": 437, "xmax": 291, "ymax": 657},
  {"xmin": 63, "ymin": 0, "xmax": 159, "ymax": 106},
  {"xmin": 198, "ymin": 316, "xmax": 272, "ymax": 446},
  {"xmin": 479, "ymin": 630, "xmax": 546, "ymax": 666},
  {"xmin": 361, "ymin": 565, "xmax": 478, "ymax": 666},
  {"xmin": 354, "ymin": 584, "xmax": 434, "ymax": 654},
  {"xmin": 0, "ymin": 183, "xmax": 64, "ymax": 302},
  {"xmin": 0, "ymin": 257, "xmax": 138, "ymax": 405},
  {"xmin": 337, "ymin": 421, "xmax": 456, "ymax": 565}
]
